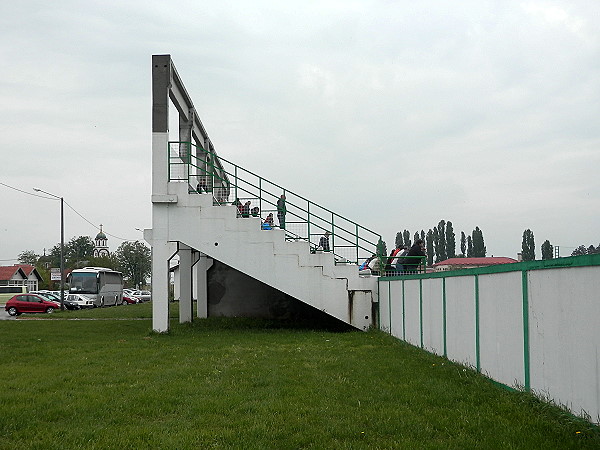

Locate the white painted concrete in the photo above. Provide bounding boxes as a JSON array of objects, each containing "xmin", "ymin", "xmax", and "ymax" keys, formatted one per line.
[
  {"xmin": 178, "ymin": 245, "xmax": 193, "ymax": 324},
  {"xmin": 379, "ymin": 261, "xmax": 600, "ymax": 424},
  {"xmin": 389, "ymin": 281, "xmax": 404, "ymax": 340},
  {"xmin": 194, "ymin": 254, "xmax": 211, "ymax": 319},
  {"xmin": 403, "ymin": 280, "xmax": 421, "ymax": 348},
  {"xmin": 528, "ymin": 267, "xmax": 600, "ymax": 422},
  {"xmin": 478, "ymin": 271, "xmax": 524, "ymax": 388},
  {"xmin": 378, "ymin": 281, "xmax": 391, "ymax": 333},
  {"xmin": 421, "ymin": 278, "xmax": 444, "ymax": 356},
  {"xmin": 445, "ymin": 276, "xmax": 477, "ymax": 369},
  {"xmin": 149, "ymin": 181, "xmax": 377, "ymax": 331}
]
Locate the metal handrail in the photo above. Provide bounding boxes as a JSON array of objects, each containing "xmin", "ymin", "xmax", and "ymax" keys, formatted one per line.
[
  {"xmin": 377, "ymin": 255, "xmax": 428, "ymax": 277},
  {"xmin": 168, "ymin": 141, "xmax": 381, "ymax": 265}
]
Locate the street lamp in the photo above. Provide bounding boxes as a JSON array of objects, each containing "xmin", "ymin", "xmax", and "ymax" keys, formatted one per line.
[{"xmin": 33, "ymin": 188, "xmax": 65, "ymax": 311}]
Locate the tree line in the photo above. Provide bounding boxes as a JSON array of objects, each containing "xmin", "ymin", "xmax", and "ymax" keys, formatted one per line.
[
  {"xmin": 520, "ymin": 229, "xmax": 555, "ymax": 261},
  {"xmin": 391, "ymin": 221, "xmax": 487, "ymax": 266},
  {"xmin": 17, "ymin": 236, "xmax": 151, "ymax": 289},
  {"xmin": 386, "ymin": 223, "xmax": 594, "ymax": 265},
  {"xmin": 520, "ymin": 230, "xmax": 599, "ymax": 261}
]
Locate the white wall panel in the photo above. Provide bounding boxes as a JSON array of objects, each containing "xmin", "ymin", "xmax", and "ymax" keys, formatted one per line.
[
  {"xmin": 529, "ymin": 267, "xmax": 600, "ymax": 422},
  {"xmin": 378, "ymin": 281, "xmax": 391, "ymax": 333},
  {"xmin": 403, "ymin": 280, "xmax": 421, "ymax": 347},
  {"xmin": 389, "ymin": 280, "xmax": 405, "ymax": 340},
  {"xmin": 445, "ymin": 276, "xmax": 476, "ymax": 368},
  {"xmin": 421, "ymin": 278, "xmax": 444, "ymax": 356},
  {"xmin": 478, "ymin": 271, "xmax": 524, "ymax": 388}
]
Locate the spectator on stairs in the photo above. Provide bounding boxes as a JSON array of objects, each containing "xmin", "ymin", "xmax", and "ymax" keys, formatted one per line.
[
  {"xmin": 262, "ymin": 213, "xmax": 274, "ymax": 230},
  {"xmin": 359, "ymin": 254, "xmax": 376, "ymax": 272},
  {"xmin": 196, "ymin": 179, "xmax": 207, "ymax": 193},
  {"xmin": 403, "ymin": 239, "xmax": 426, "ymax": 274},
  {"xmin": 368, "ymin": 255, "xmax": 381, "ymax": 275},
  {"xmin": 319, "ymin": 231, "xmax": 331, "ymax": 252},
  {"xmin": 233, "ymin": 198, "xmax": 242, "ymax": 216},
  {"xmin": 385, "ymin": 245, "xmax": 405, "ymax": 276},
  {"xmin": 277, "ymin": 194, "xmax": 286, "ymax": 230},
  {"xmin": 241, "ymin": 201, "xmax": 251, "ymax": 218},
  {"xmin": 395, "ymin": 246, "xmax": 409, "ymax": 275}
]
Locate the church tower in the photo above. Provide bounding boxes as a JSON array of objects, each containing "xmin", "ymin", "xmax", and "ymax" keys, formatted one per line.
[{"xmin": 93, "ymin": 225, "xmax": 110, "ymax": 257}]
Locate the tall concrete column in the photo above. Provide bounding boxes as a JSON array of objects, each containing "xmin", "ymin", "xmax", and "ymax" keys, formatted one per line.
[
  {"xmin": 152, "ymin": 55, "xmax": 170, "ymax": 196},
  {"xmin": 150, "ymin": 238, "xmax": 173, "ymax": 333},
  {"xmin": 150, "ymin": 55, "xmax": 174, "ymax": 333},
  {"xmin": 179, "ymin": 244, "xmax": 193, "ymax": 323},
  {"xmin": 195, "ymin": 253, "xmax": 211, "ymax": 318}
]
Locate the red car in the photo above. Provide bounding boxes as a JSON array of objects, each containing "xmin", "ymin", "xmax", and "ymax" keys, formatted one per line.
[
  {"xmin": 5, "ymin": 293, "xmax": 59, "ymax": 316},
  {"xmin": 122, "ymin": 295, "xmax": 139, "ymax": 305}
]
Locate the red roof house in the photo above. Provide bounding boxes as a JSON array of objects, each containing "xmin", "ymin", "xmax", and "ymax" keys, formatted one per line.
[
  {"xmin": 432, "ymin": 257, "xmax": 518, "ymax": 272},
  {"xmin": 0, "ymin": 265, "xmax": 43, "ymax": 291}
]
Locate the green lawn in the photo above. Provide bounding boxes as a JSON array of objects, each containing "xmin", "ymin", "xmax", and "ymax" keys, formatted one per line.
[{"xmin": 0, "ymin": 303, "xmax": 598, "ymax": 449}]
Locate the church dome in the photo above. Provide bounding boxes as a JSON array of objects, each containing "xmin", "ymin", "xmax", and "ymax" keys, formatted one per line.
[{"xmin": 95, "ymin": 225, "xmax": 107, "ymax": 241}]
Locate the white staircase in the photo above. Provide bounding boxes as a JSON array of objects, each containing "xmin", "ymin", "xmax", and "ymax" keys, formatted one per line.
[{"xmin": 165, "ymin": 182, "xmax": 378, "ymax": 330}]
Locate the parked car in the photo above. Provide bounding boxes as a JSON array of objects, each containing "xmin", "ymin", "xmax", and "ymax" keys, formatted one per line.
[
  {"xmin": 66, "ymin": 293, "xmax": 95, "ymax": 309},
  {"xmin": 29, "ymin": 291, "xmax": 61, "ymax": 307},
  {"xmin": 131, "ymin": 290, "xmax": 151, "ymax": 302},
  {"xmin": 31, "ymin": 291, "xmax": 80, "ymax": 310},
  {"xmin": 5, "ymin": 293, "xmax": 59, "ymax": 316},
  {"xmin": 122, "ymin": 295, "xmax": 140, "ymax": 305}
]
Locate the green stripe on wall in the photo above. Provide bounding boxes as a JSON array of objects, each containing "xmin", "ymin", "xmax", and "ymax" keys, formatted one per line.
[
  {"xmin": 388, "ymin": 280, "xmax": 392, "ymax": 333},
  {"xmin": 522, "ymin": 270, "xmax": 530, "ymax": 391},
  {"xmin": 419, "ymin": 279, "xmax": 423, "ymax": 349},
  {"xmin": 402, "ymin": 279, "xmax": 406, "ymax": 340},
  {"xmin": 443, "ymin": 278, "xmax": 447, "ymax": 358},
  {"xmin": 475, "ymin": 275, "xmax": 480, "ymax": 373},
  {"xmin": 379, "ymin": 252, "xmax": 600, "ymax": 281}
]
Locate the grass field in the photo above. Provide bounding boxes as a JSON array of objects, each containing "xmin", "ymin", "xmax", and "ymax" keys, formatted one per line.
[{"xmin": 1, "ymin": 303, "xmax": 598, "ymax": 449}]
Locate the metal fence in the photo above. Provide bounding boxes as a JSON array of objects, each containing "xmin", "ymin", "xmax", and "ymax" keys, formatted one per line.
[{"xmin": 363, "ymin": 255, "xmax": 427, "ymax": 277}]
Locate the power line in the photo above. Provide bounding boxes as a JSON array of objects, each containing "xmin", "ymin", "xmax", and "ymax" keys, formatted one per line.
[
  {"xmin": 0, "ymin": 182, "xmax": 53, "ymax": 199},
  {"xmin": 62, "ymin": 200, "xmax": 133, "ymax": 241},
  {"xmin": 1, "ymin": 181, "xmax": 139, "ymax": 242}
]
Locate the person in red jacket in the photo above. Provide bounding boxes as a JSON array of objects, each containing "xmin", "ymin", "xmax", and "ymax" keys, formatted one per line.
[{"xmin": 385, "ymin": 245, "xmax": 405, "ymax": 275}]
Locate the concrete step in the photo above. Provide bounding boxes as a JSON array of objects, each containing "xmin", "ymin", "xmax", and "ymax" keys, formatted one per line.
[{"xmin": 165, "ymin": 186, "xmax": 377, "ymax": 329}]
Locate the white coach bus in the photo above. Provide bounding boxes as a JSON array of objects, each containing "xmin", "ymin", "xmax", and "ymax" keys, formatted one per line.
[{"xmin": 68, "ymin": 267, "xmax": 123, "ymax": 307}]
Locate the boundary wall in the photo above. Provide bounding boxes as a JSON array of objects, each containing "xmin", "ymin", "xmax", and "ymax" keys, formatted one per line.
[{"xmin": 378, "ymin": 253, "xmax": 600, "ymax": 423}]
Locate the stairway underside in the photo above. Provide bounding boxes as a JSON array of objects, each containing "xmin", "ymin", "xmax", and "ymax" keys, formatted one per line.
[{"xmin": 155, "ymin": 182, "xmax": 378, "ymax": 330}]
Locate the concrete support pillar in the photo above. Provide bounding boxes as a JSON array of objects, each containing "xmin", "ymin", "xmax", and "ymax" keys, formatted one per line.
[
  {"xmin": 151, "ymin": 54, "xmax": 170, "ymax": 195},
  {"xmin": 179, "ymin": 244, "xmax": 193, "ymax": 323},
  {"xmin": 195, "ymin": 253, "xmax": 212, "ymax": 318},
  {"xmin": 150, "ymin": 238, "xmax": 173, "ymax": 333},
  {"xmin": 179, "ymin": 109, "xmax": 193, "ymax": 145}
]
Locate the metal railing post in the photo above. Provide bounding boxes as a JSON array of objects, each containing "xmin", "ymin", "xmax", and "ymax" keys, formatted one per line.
[
  {"xmin": 356, "ymin": 224, "xmax": 359, "ymax": 264},
  {"xmin": 307, "ymin": 202, "xmax": 311, "ymax": 244},
  {"xmin": 234, "ymin": 165, "xmax": 238, "ymax": 203},
  {"xmin": 259, "ymin": 177, "xmax": 262, "ymax": 214},
  {"xmin": 331, "ymin": 212, "xmax": 335, "ymax": 254}
]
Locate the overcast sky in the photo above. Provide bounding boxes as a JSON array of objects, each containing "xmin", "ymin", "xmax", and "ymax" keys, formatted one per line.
[{"xmin": 1, "ymin": 0, "xmax": 599, "ymax": 264}]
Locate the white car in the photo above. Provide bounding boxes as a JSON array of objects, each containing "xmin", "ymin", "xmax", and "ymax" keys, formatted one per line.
[
  {"xmin": 66, "ymin": 293, "xmax": 95, "ymax": 309},
  {"xmin": 131, "ymin": 290, "xmax": 151, "ymax": 302}
]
